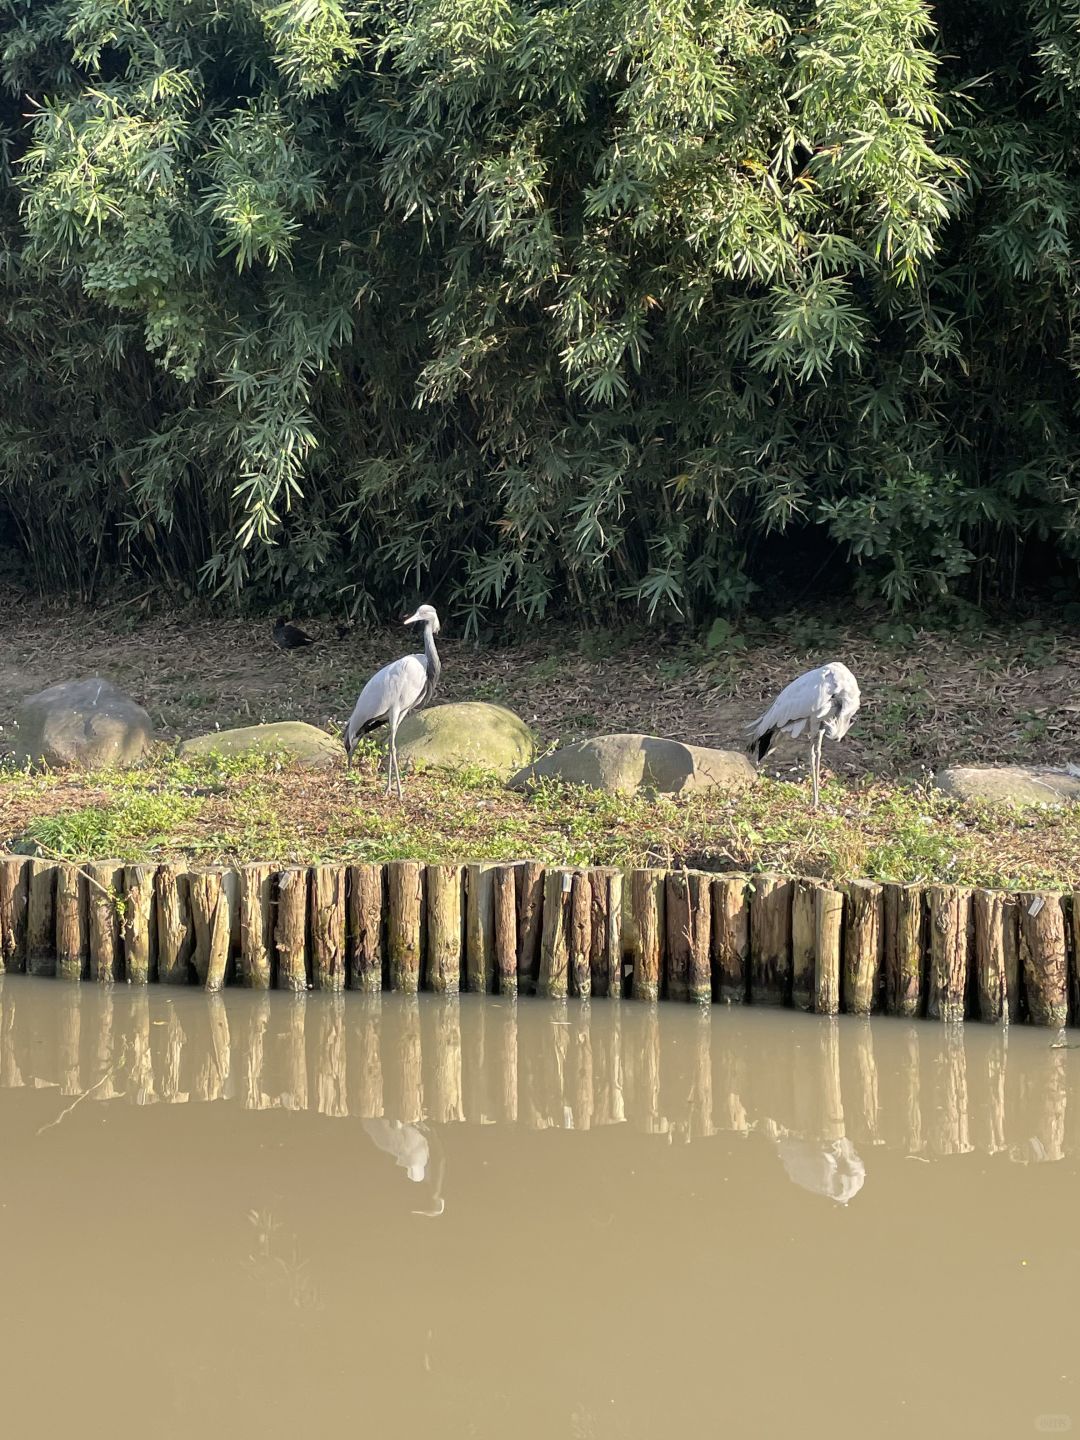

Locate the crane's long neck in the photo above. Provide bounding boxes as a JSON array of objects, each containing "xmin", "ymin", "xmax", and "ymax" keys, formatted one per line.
[{"xmin": 422, "ymin": 621, "xmax": 441, "ymax": 693}]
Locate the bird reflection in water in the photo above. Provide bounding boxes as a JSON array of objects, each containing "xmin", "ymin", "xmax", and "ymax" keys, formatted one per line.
[
  {"xmin": 362, "ymin": 1119, "xmax": 446, "ymax": 1215},
  {"xmin": 772, "ymin": 1134, "xmax": 866, "ymax": 1205}
]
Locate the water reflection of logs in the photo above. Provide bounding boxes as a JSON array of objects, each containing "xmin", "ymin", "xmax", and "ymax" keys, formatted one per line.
[{"xmin": 2, "ymin": 982, "xmax": 1073, "ymax": 1164}]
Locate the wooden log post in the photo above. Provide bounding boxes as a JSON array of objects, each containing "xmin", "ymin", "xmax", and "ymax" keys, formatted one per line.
[
  {"xmin": 123, "ymin": 864, "xmax": 156, "ymax": 984},
  {"xmin": 156, "ymin": 866, "xmax": 193, "ymax": 985},
  {"xmin": 426, "ymin": 863, "xmax": 464, "ymax": 995},
  {"xmin": 570, "ymin": 871, "xmax": 592, "ymax": 999},
  {"xmin": 791, "ymin": 878, "xmax": 821, "ymax": 1012},
  {"xmin": 494, "ymin": 864, "xmax": 519, "ymax": 998},
  {"xmin": 973, "ymin": 889, "xmax": 1011, "ymax": 1024},
  {"xmin": 239, "ymin": 864, "xmax": 274, "ymax": 989},
  {"xmin": 387, "ymin": 860, "xmax": 423, "ymax": 994},
  {"xmin": 466, "ymin": 862, "xmax": 496, "ymax": 994},
  {"xmin": 927, "ymin": 886, "xmax": 971, "ymax": 1023},
  {"xmin": 539, "ymin": 868, "xmax": 572, "ymax": 999},
  {"xmin": 665, "ymin": 871, "xmax": 711, "ymax": 1004},
  {"xmin": 55, "ymin": 864, "xmax": 89, "ymax": 982},
  {"xmin": 711, "ymin": 875, "xmax": 749, "ymax": 1004},
  {"xmin": 310, "ymin": 865, "xmax": 346, "ymax": 992},
  {"xmin": 275, "ymin": 867, "xmax": 309, "ymax": 993},
  {"xmin": 843, "ymin": 880, "xmax": 883, "ymax": 1016},
  {"xmin": 814, "ymin": 887, "xmax": 844, "ymax": 1016},
  {"xmin": 88, "ymin": 862, "xmax": 123, "ymax": 983},
  {"xmin": 884, "ymin": 883, "xmax": 924, "ymax": 1017},
  {"xmin": 749, "ymin": 874, "xmax": 792, "ymax": 1005},
  {"xmin": 0, "ymin": 857, "xmax": 28, "ymax": 975},
  {"xmin": 189, "ymin": 870, "xmax": 231, "ymax": 992},
  {"xmin": 629, "ymin": 868, "xmax": 665, "ymax": 1002},
  {"xmin": 1019, "ymin": 892, "xmax": 1068, "ymax": 1028},
  {"xmin": 686, "ymin": 873, "xmax": 712, "ymax": 1005},
  {"xmin": 516, "ymin": 860, "xmax": 544, "ymax": 995},
  {"xmin": 26, "ymin": 858, "xmax": 57, "ymax": 976},
  {"xmin": 347, "ymin": 863, "xmax": 384, "ymax": 994},
  {"xmin": 587, "ymin": 869, "xmax": 622, "ymax": 998}
]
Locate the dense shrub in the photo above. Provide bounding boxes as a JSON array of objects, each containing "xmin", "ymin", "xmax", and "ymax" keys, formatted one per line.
[{"xmin": 0, "ymin": 0, "xmax": 1077, "ymax": 626}]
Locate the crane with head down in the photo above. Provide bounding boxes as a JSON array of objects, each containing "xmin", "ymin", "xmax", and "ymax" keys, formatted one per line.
[{"xmin": 747, "ymin": 662, "xmax": 861, "ymax": 808}]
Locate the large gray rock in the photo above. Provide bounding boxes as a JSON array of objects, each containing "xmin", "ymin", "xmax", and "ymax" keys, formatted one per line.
[
  {"xmin": 180, "ymin": 721, "xmax": 341, "ymax": 770},
  {"xmin": 933, "ymin": 765, "xmax": 1080, "ymax": 806},
  {"xmin": 395, "ymin": 702, "xmax": 535, "ymax": 778},
  {"xmin": 14, "ymin": 678, "xmax": 153, "ymax": 771},
  {"xmin": 511, "ymin": 733, "xmax": 755, "ymax": 797}
]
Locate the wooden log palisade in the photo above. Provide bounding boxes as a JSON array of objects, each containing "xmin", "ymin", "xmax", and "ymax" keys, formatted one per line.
[{"xmin": 0, "ymin": 853, "xmax": 1078, "ymax": 1026}]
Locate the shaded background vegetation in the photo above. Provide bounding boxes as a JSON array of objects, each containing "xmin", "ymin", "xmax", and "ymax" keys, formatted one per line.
[{"xmin": 0, "ymin": 0, "xmax": 1077, "ymax": 630}]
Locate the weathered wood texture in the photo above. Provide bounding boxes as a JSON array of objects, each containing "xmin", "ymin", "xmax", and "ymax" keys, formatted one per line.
[
  {"xmin": 569, "ymin": 871, "xmax": 592, "ymax": 999},
  {"xmin": 665, "ymin": 871, "xmax": 711, "ymax": 1003},
  {"xmin": 347, "ymin": 864, "xmax": 384, "ymax": 993},
  {"xmin": 749, "ymin": 875, "xmax": 792, "ymax": 1005},
  {"xmin": 310, "ymin": 866, "xmax": 346, "ymax": 992},
  {"xmin": 88, "ymin": 862, "xmax": 123, "ymax": 983},
  {"xmin": 426, "ymin": 863, "xmax": 464, "ymax": 995},
  {"xmin": 123, "ymin": 864, "xmax": 156, "ymax": 984},
  {"xmin": 55, "ymin": 864, "xmax": 89, "ymax": 982},
  {"xmin": 629, "ymin": 868, "xmax": 666, "ymax": 1002},
  {"xmin": 814, "ymin": 887, "xmax": 844, "ymax": 1016},
  {"xmin": 927, "ymin": 887, "xmax": 971, "ymax": 1023},
  {"xmin": 1019, "ymin": 892, "xmax": 1068, "ymax": 1028},
  {"xmin": 466, "ymin": 862, "xmax": 496, "ymax": 994},
  {"xmin": 387, "ymin": 861, "xmax": 423, "ymax": 994},
  {"xmin": 883, "ymin": 884, "xmax": 924, "ymax": 1017},
  {"xmin": 843, "ymin": 881, "xmax": 883, "ymax": 1016},
  {"xmin": 494, "ymin": 864, "xmax": 519, "ymax": 998},
  {"xmin": 515, "ymin": 861, "xmax": 544, "ymax": 995},
  {"xmin": 0, "ymin": 857, "xmax": 29, "ymax": 974},
  {"xmin": 973, "ymin": 889, "xmax": 1016, "ymax": 1024},
  {"xmin": 156, "ymin": 866, "xmax": 193, "ymax": 985},
  {"xmin": 275, "ymin": 867, "xmax": 309, "ymax": 993},
  {"xmin": 239, "ymin": 864, "xmax": 274, "ymax": 989},
  {"xmin": 27, "ymin": 859, "xmax": 58, "ymax": 976},
  {"xmin": 711, "ymin": 875, "xmax": 749, "ymax": 1004},
  {"xmin": 791, "ymin": 879, "xmax": 820, "ymax": 1012},
  {"xmin": 189, "ymin": 870, "xmax": 232, "ymax": 992},
  {"xmin": 588, "ymin": 869, "xmax": 622, "ymax": 999},
  {"xmin": 539, "ymin": 868, "xmax": 572, "ymax": 999}
]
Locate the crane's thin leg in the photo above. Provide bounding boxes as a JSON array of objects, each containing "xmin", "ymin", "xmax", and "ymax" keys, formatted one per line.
[
  {"xmin": 388, "ymin": 713, "xmax": 403, "ymax": 800},
  {"xmin": 811, "ymin": 732, "xmax": 825, "ymax": 809}
]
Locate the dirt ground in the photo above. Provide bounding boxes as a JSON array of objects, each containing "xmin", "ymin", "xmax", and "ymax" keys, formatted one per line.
[{"xmin": 0, "ymin": 589, "xmax": 1077, "ymax": 780}]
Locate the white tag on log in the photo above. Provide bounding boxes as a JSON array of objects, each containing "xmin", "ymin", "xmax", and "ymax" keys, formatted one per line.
[{"xmin": 1028, "ymin": 895, "xmax": 1045, "ymax": 918}]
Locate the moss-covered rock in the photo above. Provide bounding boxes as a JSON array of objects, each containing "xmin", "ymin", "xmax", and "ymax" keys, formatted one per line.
[
  {"xmin": 14, "ymin": 678, "xmax": 153, "ymax": 770},
  {"xmin": 180, "ymin": 721, "xmax": 341, "ymax": 769},
  {"xmin": 395, "ymin": 702, "xmax": 535, "ymax": 778},
  {"xmin": 510, "ymin": 733, "xmax": 755, "ymax": 796}
]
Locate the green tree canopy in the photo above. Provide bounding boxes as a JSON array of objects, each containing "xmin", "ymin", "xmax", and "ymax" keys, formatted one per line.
[{"xmin": 0, "ymin": 0, "xmax": 1076, "ymax": 625}]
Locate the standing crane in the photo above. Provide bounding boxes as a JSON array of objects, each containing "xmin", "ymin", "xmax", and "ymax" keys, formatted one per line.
[
  {"xmin": 343, "ymin": 604, "xmax": 441, "ymax": 798},
  {"xmin": 747, "ymin": 662, "xmax": 861, "ymax": 808}
]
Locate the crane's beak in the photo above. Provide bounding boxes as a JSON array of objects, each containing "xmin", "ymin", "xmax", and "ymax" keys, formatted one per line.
[{"xmin": 403, "ymin": 610, "xmax": 422, "ymax": 625}]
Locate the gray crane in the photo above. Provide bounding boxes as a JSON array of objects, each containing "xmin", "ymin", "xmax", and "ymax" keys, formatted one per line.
[
  {"xmin": 747, "ymin": 661, "xmax": 861, "ymax": 808},
  {"xmin": 343, "ymin": 604, "xmax": 441, "ymax": 797}
]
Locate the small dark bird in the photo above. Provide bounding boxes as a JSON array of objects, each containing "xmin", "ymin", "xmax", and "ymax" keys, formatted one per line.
[{"xmin": 273, "ymin": 617, "xmax": 314, "ymax": 651}]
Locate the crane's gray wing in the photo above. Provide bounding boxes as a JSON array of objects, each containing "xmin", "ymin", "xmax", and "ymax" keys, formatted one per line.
[
  {"xmin": 344, "ymin": 653, "xmax": 429, "ymax": 750},
  {"xmin": 749, "ymin": 667, "xmax": 833, "ymax": 743}
]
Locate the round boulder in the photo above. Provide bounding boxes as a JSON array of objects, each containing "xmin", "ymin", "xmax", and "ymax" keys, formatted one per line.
[
  {"xmin": 14, "ymin": 678, "xmax": 153, "ymax": 771},
  {"xmin": 932, "ymin": 765, "xmax": 1080, "ymax": 806},
  {"xmin": 180, "ymin": 721, "xmax": 341, "ymax": 770},
  {"xmin": 394, "ymin": 702, "xmax": 535, "ymax": 778},
  {"xmin": 510, "ymin": 733, "xmax": 755, "ymax": 797}
]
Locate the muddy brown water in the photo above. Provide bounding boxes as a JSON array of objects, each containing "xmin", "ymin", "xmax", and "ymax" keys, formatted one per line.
[{"xmin": 0, "ymin": 978, "xmax": 1075, "ymax": 1439}]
